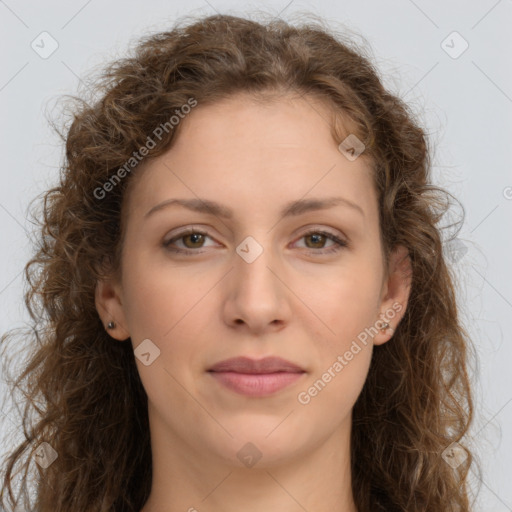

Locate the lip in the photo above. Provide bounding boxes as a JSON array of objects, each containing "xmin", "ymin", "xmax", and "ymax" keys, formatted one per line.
[
  {"xmin": 208, "ymin": 356, "xmax": 305, "ymax": 374},
  {"xmin": 208, "ymin": 356, "xmax": 306, "ymax": 397}
]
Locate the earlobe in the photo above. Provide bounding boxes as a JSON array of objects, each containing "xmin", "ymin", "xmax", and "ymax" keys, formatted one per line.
[
  {"xmin": 373, "ymin": 244, "xmax": 412, "ymax": 346},
  {"xmin": 95, "ymin": 279, "xmax": 131, "ymax": 341}
]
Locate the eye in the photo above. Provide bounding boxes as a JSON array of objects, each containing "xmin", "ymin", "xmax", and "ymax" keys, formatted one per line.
[
  {"xmin": 162, "ymin": 227, "xmax": 349, "ymax": 256},
  {"xmin": 163, "ymin": 228, "xmax": 216, "ymax": 254},
  {"xmin": 292, "ymin": 229, "xmax": 348, "ymax": 254}
]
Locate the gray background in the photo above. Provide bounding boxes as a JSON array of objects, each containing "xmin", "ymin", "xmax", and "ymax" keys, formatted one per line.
[{"xmin": 1, "ymin": 0, "xmax": 511, "ymax": 510}]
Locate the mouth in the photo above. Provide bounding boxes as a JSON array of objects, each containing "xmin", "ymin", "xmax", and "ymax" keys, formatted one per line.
[{"xmin": 207, "ymin": 356, "xmax": 306, "ymax": 397}]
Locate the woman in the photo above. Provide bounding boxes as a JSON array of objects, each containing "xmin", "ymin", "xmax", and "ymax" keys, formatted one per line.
[{"xmin": 0, "ymin": 12, "xmax": 478, "ymax": 512}]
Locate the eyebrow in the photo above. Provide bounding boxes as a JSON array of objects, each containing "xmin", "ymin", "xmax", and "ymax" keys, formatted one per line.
[{"xmin": 144, "ymin": 196, "xmax": 365, "ymax": 220}]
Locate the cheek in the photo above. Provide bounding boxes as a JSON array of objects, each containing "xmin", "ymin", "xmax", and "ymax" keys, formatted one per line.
[
  {"xmin": 122, "ymin": 278, "xmax": 175, "ymax": 340},
  {"xmin": 296, "ymin": 320, "xmax": 374, "ymax": 420},
  {"xmin": 304, "ymin": 262, "xmax": 383, "ymax": 345},
  {"xmin": 121, "ymin": 259, "xmax": 217, "ymax": 352},
  {"xmin": 119, "ymin": 266, "xmax": 178, "ymax": 350},
  {"xmin": 308, "ymin": 261, "xmax": 382, "ymax": 407},
  {"xmin": 122, "ymin": 264, "xmax": 211, "ymax": 404}
]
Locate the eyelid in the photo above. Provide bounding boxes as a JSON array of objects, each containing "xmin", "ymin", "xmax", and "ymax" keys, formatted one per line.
[{"xmin": 292, "ymin": 225, "xmax": 348, "ymax": 243}]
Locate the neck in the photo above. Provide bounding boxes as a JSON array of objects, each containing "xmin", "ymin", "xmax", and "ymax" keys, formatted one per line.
[{"xmin": 140, "ymin": 408, "xmax": 359, "ymax": 512}]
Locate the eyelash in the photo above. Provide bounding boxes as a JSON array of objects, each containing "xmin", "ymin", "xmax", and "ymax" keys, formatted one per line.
[{"xmin": 162, "ymin": 228, "xmax": 348, "ymax": 256}]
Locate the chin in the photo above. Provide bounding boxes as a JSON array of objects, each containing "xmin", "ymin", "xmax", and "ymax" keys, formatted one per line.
[{"xmin": 211, "ymin": 423, "xmax": 311, "ymax": 468}]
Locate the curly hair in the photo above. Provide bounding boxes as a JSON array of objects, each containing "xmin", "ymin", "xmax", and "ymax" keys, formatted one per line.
[{"xmin": 0, "ymin": 12, "xmax": 479, "ymax": 512}]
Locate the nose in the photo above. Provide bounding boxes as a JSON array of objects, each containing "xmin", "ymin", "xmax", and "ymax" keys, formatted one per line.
[{"xmin": 222, "ymin": 239, "xmax": 292, "ymax": 334}]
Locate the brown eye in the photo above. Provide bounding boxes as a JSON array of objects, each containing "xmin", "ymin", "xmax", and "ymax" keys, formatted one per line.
[
  {"xmin": 163, "ymin": 229, "xmax": 214, "ymax": 254},
  {"xmin": 181, "ymin": 233, "xmax": 206, "ymax": 248},
  {"xmin": 163, "ymin": 228, "xmax": 348, "ymax": 256},
  {"xmin": 294, "ymin": 229, "xmax": 348, "ymax": 254},
  {"xmin": 304, "ymin": 232, "xmax": 327, "ymax": 249}
]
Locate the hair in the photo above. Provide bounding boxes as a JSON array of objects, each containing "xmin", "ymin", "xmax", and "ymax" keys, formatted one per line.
[{"xmin": 0, "ymin": 11, "xmax": 480, "ymax": 512}]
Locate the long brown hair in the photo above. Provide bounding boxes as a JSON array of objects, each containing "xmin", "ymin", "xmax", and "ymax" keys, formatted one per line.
[{"xmin": 0, "ymin": 12, "xmax": 480, "ymax": 512}]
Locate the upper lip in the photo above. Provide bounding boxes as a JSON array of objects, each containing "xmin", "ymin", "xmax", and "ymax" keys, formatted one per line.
[{"xmin": 208, "ymin": 356, "xmax": 305, "ymax": 374}]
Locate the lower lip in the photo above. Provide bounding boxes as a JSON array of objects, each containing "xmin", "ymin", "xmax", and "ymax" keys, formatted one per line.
[{"xmin": 209, "ymin": 371, "xmax": 304, "ymax": 397}]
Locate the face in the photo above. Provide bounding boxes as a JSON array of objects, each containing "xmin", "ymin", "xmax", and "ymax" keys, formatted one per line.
[{"xmin": 96, "ymin": 93, "xmax": 411, "ymax": 469}]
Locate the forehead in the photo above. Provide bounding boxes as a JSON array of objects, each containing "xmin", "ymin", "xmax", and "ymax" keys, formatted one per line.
[
  {"xmin": 122, "ymin": 93, "xmax": 377, "ymax": 224},
  {"xmin": 170, "ymin": 92, "xmax": 360, "ymax": 156}
]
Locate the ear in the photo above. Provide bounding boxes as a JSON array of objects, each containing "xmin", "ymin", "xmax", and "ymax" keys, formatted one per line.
[
  {"xmin": 373, "ymin": 244, "xmax": 412, "ymax": 346},
  {"xmin": 95, "ymin": 276, "xmax": 131, "ymax": 341}
]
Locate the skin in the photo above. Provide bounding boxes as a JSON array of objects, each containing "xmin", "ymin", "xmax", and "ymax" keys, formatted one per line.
[{"xmin": 95, "ymin": 92, "xmax": 412, "ymax": 512}]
